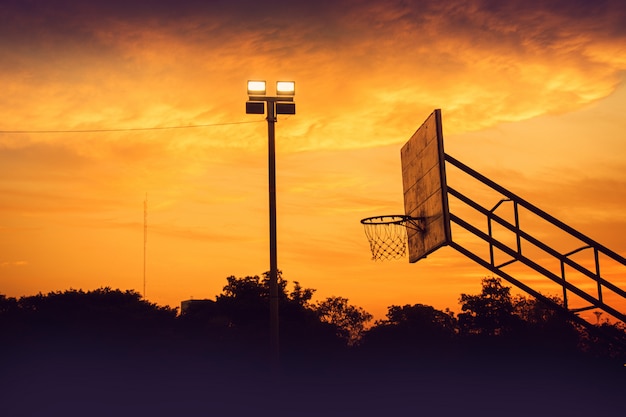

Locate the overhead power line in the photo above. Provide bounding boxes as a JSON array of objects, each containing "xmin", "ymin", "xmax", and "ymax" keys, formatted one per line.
[{"xmin": 0, "ymin": 119, "xmax": 264, "ymax": 134}]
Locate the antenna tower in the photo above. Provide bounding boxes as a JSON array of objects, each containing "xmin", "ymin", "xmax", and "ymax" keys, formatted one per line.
[{"xmin": 143, "ymin": 193, "xmax": 147, "ymax": 298}]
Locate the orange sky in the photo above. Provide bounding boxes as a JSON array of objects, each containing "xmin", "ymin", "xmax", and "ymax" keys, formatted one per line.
[{"xmin": 1, "ymin": 0, "xmax": 626, "ymax": 321}]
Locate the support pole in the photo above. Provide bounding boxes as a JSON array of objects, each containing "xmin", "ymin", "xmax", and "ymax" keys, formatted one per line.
[
  {"xmin": 247, "ymin": 83, "xmax": 295, "ymax": 373},
  {"xmin": 267, "ymin": 101, "xmax": 279, "ymax": 370}
]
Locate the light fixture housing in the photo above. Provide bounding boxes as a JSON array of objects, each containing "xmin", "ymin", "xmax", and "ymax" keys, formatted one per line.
[
  {"xmin": 247, "ymin": 80, "xmax": 267, "ymax": 96},
  {"xmin": 246, "ymin": 101, "xmax": 265, "ymax": 114},
  {"xmin": 276, "ymin": 102, "xmax": 296, "ymax": 115},
  {"xmin": 276, "ymin": 81, "xmax": 295, "ymax": 96}
]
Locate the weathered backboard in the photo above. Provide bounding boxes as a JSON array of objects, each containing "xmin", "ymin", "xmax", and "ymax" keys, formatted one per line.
[{"xmin": 401, "ymin": 109, "xmax": 452, "ymax": 262}]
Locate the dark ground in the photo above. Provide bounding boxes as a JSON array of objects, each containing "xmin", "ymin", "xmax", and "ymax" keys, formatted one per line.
[{"xmin": 2, "ymin": 344, "xmax": 624, "ymax": 417}]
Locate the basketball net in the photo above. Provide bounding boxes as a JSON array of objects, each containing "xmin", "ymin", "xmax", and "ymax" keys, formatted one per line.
[{"xmin": 361, "ymin": 217, "xmax": 408, "ymax": 261}]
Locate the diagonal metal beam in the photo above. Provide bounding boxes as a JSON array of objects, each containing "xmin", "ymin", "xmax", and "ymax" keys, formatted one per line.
[
  {"xmin": 448, "ymin": 186, "xmax": 626, "ymax": 299},
  {"xmin": 449, "ymin": 213, "xmax": 626, "ymax": 324}
]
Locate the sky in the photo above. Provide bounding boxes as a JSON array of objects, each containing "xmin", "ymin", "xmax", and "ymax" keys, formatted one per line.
[{"xmin": 1, "ymin": 0, "xmax": 625, "ymax": 322}]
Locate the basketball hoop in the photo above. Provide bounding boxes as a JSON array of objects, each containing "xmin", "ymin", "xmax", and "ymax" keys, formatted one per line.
[{"xmin": 360, "ymin": 215, "xmax": 424, "ymax": 261}]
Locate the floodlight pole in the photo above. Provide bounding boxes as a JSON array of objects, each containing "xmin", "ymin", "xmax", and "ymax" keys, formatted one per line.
[
  {"xmin": 266, "ymin": 99, "xmax": 279, "ymax": 370},
  {"xmin": 246, "ymin": 83, "xmax": 295, "ymax": 372}
]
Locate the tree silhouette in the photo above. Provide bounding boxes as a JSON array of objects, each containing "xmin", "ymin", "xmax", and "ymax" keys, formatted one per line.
[
  {"xmin": 213, "ymin": 272, "xmax": 317, "ymax": 327},
  {"xmin": 360, "ymin": 304, "xmax": 457, "ymax": 358},
  {"xmin": 511, "ymin": 293, "xmax": 580, "ymax": 353},
  {"xmin": 0, "ymin": 294, "xmax": 18, "ymax": 313},
  {"xmin": 0, "ymin": 294, "xmax": 20, "ymax": 344},
  {"xmin": 2, "ymin": 288, "xmax": 178, "ymax": 357},
  {"xmin": 1, "ymin": 274, "xmax": 623, "ymax": 417},
  {"xmin": 2, "ymin": 272, "xmax": 623, "ymax": 378},
  {"xmin": 215, "ymin": 274, "xmax": 273, "ymax": 329},
  {"xmin": 384, "ymin": 304, "xmax": 457, "ymax": 335},
  {"xmin": 199, "ymin": 272, "xmax": 343, "ymax": 357},
  {"xmin": 581, "ymin": 321, "xmax": 626, "ymax": 359},
  {"xmin": 289, "ymin": 281, "xmax": 316, "ymax": 307},
  {"xmin": 458, "ymin": 276, "xmax": 518, "ymax": 337},
  {"xmin": 315, "ymin": 296, "xmax": 373, "ymax": 346}
]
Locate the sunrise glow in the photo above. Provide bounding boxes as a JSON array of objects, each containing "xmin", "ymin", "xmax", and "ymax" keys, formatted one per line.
[{"xmin": 1, "ymin": 0, "xmax": 625, "ymax": 323}]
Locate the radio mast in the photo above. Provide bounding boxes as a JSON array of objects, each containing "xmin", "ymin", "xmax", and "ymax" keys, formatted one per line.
[{"xmin": 143, "ymin": 193, "xmax": 147, "ymax": 298}]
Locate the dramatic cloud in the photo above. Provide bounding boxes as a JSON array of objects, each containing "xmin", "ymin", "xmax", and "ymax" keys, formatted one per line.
[
  {"xmin": 2, "ymin": 0, "xmax": 626, "ymax": 150},
  {"xmin": 1, "ymin": 0, "xmax": 625, "ymax": 315}
]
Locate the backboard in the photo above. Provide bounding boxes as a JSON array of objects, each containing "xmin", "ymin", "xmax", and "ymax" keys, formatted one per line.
[{"xmin": 401, "ymin": 109, "xmax": 451, "ymax": 262}]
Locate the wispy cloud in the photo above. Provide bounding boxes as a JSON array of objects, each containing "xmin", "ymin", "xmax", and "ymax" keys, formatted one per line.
[
  {"xmin": 2, "ymin": 0, "xmax": 625, "ymax": 150},
  {"xmin": 1, "ymin": 0, "xmax": 625, "ymax": 314},
  {"xmin": 0, "ymin": 260, "xmax": 28, "ymax": 268}
]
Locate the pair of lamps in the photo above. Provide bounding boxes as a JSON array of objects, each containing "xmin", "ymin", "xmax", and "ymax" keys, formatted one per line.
[{"xmin": 246, "ymin": 80, "xmax": 296, "ymax": 115}]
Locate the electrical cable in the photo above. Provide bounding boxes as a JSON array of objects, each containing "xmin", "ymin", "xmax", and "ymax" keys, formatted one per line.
[{"xmin": 0, "ymin": 119, "xmax": 264, "ymax": 134}]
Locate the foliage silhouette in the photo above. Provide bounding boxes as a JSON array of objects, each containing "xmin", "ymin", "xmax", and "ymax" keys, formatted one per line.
[
  {"xmin": 315, "ymin": 296, "xmax": 373, "ymax": 346},
  {"xmin": 458, "ymin": 276, "xmax": 517, "ymax": 337},
  {"xmin": 182, "ymin": 272, "xmax": 346, "ymax": 361},
  {"xmin": 361, "ymin": 304, "xmax": 457, "ymax": 356},
  {"xmin": 1, "ymin": 274, "xmax": 624, "ymax": 368},
  {"xmin": 2, "ymin": 274, "xmax": 624, "ymax": 417},
  {"xmin": 510, "ymin": 293, "xmax": 580, "ymax": 354}
]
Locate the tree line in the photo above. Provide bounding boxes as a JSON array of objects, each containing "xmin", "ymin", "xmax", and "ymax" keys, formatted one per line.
[{"xmin": 2, "ymin": 273, "xmax": 624, "ymax": 368}]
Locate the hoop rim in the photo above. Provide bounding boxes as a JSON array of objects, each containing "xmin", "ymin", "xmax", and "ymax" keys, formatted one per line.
[{"xmin": 360, "ymin": 215, "xmax": 414, "ymax": 225}]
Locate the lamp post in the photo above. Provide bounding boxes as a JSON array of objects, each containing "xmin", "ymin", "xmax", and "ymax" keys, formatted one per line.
[{"xmin": 246, "ymin": 80, "xmax": 296, "ymax": 368}]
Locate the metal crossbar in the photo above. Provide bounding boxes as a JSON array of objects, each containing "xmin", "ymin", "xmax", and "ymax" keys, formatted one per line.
[{"xmin": 444, "ymin": 154, "xmax": 626, "ymax": 326}]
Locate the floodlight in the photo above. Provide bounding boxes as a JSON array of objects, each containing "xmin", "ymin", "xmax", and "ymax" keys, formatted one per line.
[
  {"xmin": 246, "ymin": 101, "xmax": 265, "ymax": 114},
  {"xmin": 247, "ymin": 80, "xmax": 266, "ymax": 95},
  {"xmin": 243, "ymin": 77, "xmax": 297, "ymax": 369},
  {"xmin": 276, "ymin": 102, "xmax": 295, "ymax": 115},
  {"xmin": 276, "ymin": 81, "xmax": 295, "ymax": 96}
]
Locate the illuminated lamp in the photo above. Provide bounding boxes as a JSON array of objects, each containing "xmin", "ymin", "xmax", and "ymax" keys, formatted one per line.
[
  {"xmin": 247, "ymin": 80, "xmax": 267, "ymax": 95},
  {"xmin": 276, "ymin": 81, "xmax": 295, "ymax": 96}
]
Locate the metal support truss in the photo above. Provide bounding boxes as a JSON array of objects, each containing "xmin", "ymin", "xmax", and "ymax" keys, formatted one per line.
[{"xmin": 443, "ymin": 153, "xmax": 626, "ymax": 328}]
